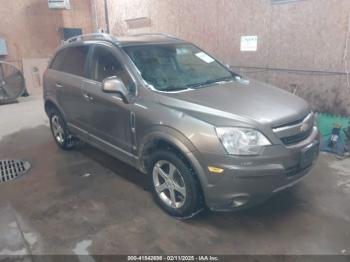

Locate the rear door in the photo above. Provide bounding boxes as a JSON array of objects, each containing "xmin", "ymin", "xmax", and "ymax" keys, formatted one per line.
[{"xmin": 50, "ymin": 44, "xmax": 91, "ymax": 129}]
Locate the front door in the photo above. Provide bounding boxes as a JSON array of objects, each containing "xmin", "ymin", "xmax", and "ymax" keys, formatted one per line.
[{"xmin": 80, "ymin": 44, "xmax": 137, "ymax": 160}]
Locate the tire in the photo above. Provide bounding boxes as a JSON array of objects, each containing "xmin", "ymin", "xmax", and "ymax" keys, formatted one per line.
[
  {"xmin": 148, "ymin": 149, "xmax": 203, "ymax": 218},
  {"xmin": 49, "ymin": 108, "xmax": 78, "ymax": 150}
]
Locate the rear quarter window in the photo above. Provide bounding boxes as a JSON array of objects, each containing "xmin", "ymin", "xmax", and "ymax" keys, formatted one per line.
[{"xmin": 50, "ymin": 49, "xmax": 66, "ymax": 71}]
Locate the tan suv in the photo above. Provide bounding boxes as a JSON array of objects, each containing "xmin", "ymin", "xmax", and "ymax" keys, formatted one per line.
[{"xmin": 44, "ymin": 33, "xmax": 320, "ymax": 218}]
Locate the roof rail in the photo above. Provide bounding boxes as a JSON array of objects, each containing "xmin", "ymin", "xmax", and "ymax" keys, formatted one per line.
[
  {"xmin": 65, "ymin": 33, "xmax": 116, "ymax": 44},
  {"xmin": 131, "ymin": 33, "xmax": 179, "ymax": 39}
]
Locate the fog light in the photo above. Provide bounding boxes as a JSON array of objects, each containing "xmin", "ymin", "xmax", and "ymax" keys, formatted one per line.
[{"xmin": 208, "ymin": 166, "xmax": 224, "ymax": 174}]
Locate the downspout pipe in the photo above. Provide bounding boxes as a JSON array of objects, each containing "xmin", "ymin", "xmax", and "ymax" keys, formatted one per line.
[{"xmin": 104, "ymin": 0, "xmax": 110, "ymax": 33}]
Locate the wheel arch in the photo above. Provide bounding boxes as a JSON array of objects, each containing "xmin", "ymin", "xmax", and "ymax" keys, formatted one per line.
[
  {"xmin": 138, "ymin": 127, "xmax": 208, "ymax": 201},
  {"xmin": 44, "ymin": 99, "xmax": 67, "ymax": 121}
]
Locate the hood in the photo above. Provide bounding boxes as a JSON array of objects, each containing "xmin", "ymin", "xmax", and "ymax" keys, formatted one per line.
[{"xmin": 160, "ymin": 79, "xmax": 310, "ymax": 127}]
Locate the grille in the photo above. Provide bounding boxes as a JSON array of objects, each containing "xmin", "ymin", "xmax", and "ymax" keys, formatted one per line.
[
  {"xmin": 281, "ymin": 128, "xmax": 313, "ymax": 145},
  {"xmin": 0, "ymin": 160, "xmax": 31, "ymax": 184},
  {"xmin": 273, "ymin": 112, "xmax": 310, "ymax": 130},
  {"xmin": 273, "ymin": 112, "xmax": 314, "ymax": 146}
]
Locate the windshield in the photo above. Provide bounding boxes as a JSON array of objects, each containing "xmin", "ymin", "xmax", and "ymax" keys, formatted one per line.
[{"xmin": 123, "ymin": 43, "xmax": 236, "ymax": 92}]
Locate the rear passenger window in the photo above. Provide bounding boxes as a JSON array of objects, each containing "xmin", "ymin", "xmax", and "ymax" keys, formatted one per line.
[{"xmin": 60, "ymin": 46, "xmax": 89, "ymax": 77}]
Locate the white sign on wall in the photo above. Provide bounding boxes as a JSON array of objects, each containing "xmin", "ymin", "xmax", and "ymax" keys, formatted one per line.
[
  {"xmin": 240, "ymin": 36, "xmax": 258, "ymax": 52},
  {"xmin": 48, "ymin": 0, "xmax": 70, "ymax": 9}
]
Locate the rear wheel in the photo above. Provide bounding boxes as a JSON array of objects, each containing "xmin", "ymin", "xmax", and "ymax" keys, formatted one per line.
[
  {"xmin": 148, "ymin": 150, "xmax": 203, "ymax": 218},
  {"xmin": 49, "ymin": 108, "xmax": 79, "ymax": 150}
]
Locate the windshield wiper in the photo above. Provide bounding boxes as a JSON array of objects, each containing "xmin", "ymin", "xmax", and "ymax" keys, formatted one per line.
[{"xmin": 186, "ymin": 76, "xmax": 235, "ymax": 88}]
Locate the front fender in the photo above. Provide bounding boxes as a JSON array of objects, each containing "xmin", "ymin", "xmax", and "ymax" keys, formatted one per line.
[
  {"xmin": 138, "ymin": 125, "xmax": 197, "ymax": 157},
  {"xmin": 137, "ymin": 125, "xmax": 210, "ymax": 191}
]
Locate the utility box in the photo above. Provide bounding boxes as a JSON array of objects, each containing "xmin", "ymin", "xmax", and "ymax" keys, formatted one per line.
[
  {"xmin": 0, "ymin": 39, "xmax": 8, "ymax": 56},
  {"xmin": 48, "ymin": 0, "xmax": 70, "ymax": 9}
]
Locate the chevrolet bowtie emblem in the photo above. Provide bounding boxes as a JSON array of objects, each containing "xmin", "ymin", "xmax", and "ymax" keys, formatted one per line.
[{"xmin": 300, "ymin": 122, "xmax": 309, "ymax": 132}]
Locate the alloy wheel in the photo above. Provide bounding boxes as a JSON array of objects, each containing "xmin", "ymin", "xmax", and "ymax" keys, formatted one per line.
[
  {"xmin": 152, "ymin": 160, "xmax": 187, "ymax": 209},
  {"xmin": 51, "ymin": 115, "xmax": 65, "ymax": 144}
]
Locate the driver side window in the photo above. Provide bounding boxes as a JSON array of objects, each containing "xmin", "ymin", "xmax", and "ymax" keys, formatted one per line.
[{"xmin": 90, "ymin": 45, "xmax": 135, "ymax": 93}]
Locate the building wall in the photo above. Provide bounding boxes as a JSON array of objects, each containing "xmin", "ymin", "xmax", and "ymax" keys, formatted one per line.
[
  {"xmin": 2, "ymin": 0, "xmax": 347, "ymax": 114},
  {"xmin": 99, "ymin": 0, "xmax": 350, "ymax": 115},
  {"xmin": 0, "ymin": 0, "xmax": 94, "ymax": 70}
]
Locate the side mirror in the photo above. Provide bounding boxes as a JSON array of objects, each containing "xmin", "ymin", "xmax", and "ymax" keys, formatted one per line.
[{"xmin": 102, "ymin": 77, "xmax": 129, "ymax": 103}]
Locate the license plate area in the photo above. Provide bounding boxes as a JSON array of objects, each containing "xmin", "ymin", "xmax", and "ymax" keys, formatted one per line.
[{"xmin": 300, "ymin": 142, "xmax": 319, "ymax": 169}]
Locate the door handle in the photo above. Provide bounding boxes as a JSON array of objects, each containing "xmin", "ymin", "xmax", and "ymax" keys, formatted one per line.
[
  {"xmin": 55, "ymin": 83, "xmax": 63, "ymax": 88},
  {"xmin": 83, "ymin": 93, "xmax": 94, "ymax": 101}
]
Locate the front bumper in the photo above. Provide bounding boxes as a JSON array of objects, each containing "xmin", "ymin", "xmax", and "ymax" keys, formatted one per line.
[{"xmin": 191, "ymin": 127, "xmax": 320, "ymax": 211}]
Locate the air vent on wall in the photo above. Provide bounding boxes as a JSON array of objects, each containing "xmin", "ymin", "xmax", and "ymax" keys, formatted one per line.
[{"xmin": 48, "ymin": 0, "xmax": 70, "ymax": 9}]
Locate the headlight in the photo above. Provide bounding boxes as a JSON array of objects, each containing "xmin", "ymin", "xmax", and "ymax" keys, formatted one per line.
[{"xmin": 215, "ymin": 127, "xmax": 271, "ymax": 155}]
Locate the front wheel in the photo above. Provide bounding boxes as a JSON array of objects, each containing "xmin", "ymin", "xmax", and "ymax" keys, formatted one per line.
[{"xmin": 148, "ymin": 150, "xmax": 203, "ymax": 218}]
